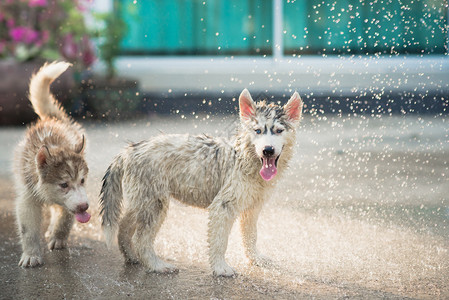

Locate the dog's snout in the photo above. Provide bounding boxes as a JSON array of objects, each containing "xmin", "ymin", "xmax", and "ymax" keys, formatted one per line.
[
  {"xmin": 262, "ymin": 146, "xmax": 275, "ymax": 157},
  {"xmin": 76, "ymin": 203, "xmax": 89, "ymax": 212}
]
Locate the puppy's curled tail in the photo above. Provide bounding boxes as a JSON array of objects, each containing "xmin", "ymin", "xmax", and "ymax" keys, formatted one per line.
[
  {"xmin": 29, "ymin": 61, "xmax": 72, "ymax": 121},
  {"xmin": 99, "ymin": 154, "xmax": 125, "ymax": 249}
]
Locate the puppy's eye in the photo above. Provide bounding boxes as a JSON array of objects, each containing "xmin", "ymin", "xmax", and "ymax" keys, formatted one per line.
[
  {"xmin": 276, "ymin": 129, "xmax": 284, "ymax": 134},
  {"xmin": 255, "ymin": 129, "xmax": 262, "ymax": 134},
  {"xmin": 81, "ymin": 178, "xmax": 85, "ymax": 185},
  {"xmin": 60, "ymin": 183, "xmax": 69, "ymax": 189}
]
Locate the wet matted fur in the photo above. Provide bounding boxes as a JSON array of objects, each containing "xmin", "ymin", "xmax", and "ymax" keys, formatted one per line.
[
  {"xmin": 100, "ymin": 89, "xmax": 303, "ymax": 276},
  {"xmin": 13, "ymin": 62, "xmax": 91, "ymax": 268}
]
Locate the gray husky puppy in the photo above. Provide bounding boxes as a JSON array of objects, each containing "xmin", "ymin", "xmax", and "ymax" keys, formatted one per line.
[
  {"xmin": 14, "ymin": 62, "xmax": 90, "ymax": 267},
  {"xmin": 100, "ymin": 89, "xmax": 302, "ymax": 276}
]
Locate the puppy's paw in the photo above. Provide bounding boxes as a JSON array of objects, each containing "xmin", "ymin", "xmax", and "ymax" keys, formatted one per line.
[
  {"xmin": 125, "ymin": 257, "xmax": 140, "ymax": 265},
  {"xmin": 123, "ymin": 250, "xmax": 140, "ymax": 265},
  {"xmin": 212, "ymin": 262, "xmax": 236, "ymax": 277},
  {"xmin": 148, "ymin": 259, "xmax": 179, "ymax": 274},
  {"xmin": 48, "ymin": 238, "xmax": 68, "ymax": 250},
  {"xmin": 19, "ymin": 253, "xmax": 43, "ymax": 268},
  {"xmin": 250, "ymin": 254, "xmax": 274, "ymax": 267}
]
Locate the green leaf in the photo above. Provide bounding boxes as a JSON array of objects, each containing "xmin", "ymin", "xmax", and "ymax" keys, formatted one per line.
[{"xmin": 40, "ymin": 48, "xmax": 61, "ymax": 60}]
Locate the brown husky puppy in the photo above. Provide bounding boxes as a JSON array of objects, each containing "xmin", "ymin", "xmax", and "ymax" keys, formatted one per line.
[{"xmin": 14, "ymin": 62, "xmax": 91, "ymax": 267}]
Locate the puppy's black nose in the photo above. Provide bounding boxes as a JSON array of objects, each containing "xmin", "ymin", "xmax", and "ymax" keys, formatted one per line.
[
  {"xmin": 76, "ymin": 203, "xmax": 89, "ymax": 213},
  {"xmin": 263, "ymin": 146, "xmax": 275, "ymax": 157}
]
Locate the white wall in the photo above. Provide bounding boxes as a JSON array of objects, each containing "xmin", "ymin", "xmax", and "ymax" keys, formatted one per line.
[{"xmin": 108, "ymin": 55, "xmax": 449, "ymax": 96}]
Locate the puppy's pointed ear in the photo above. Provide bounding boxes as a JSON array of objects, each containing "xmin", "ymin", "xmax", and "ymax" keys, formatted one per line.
[
  {"xmin": 36, "ymin": 146, "xmax": 51, "ymax": 168},
  {"xmin": 74, "ymin": 135, "xmax": 85, "ymax": 154},
  {"xmin": 239, "ymin": 89, "xmax": 256, "ymax": 120},
  {"xmin": 284, "ymin": 91, "xmax": 303, "ymax": 124}
]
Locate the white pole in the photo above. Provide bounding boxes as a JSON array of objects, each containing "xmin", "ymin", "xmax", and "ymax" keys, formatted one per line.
[
  {"xmin": 273, "ymin": 0, "xmax": 284, "ymax": 61},
  {"xmin": 447, "ymin": 6, "xmax": 449, "ymax": 54}
]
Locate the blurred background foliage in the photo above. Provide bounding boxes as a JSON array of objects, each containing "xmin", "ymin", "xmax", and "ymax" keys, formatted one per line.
[{"xmin": 0, "ymin": 0, "xmax": 95, "ymax": 70}]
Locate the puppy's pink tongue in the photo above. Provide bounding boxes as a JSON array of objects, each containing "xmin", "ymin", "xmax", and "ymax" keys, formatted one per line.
[
  {"xmin": 260, "ymin": 157, "xmax": 277, "ymax": 181},
  {"xmin": 75, "ymin": 211, "xmax": 91, "ymax": 223}
]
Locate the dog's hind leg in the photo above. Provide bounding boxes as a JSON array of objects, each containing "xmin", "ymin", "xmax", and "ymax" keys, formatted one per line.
[
  {"xmin": 16, "ymin": 192, "xmax": 43, "ymax": 267},
  {"xmin": 118, "ymin": 209, "xmax": 138, "ymax": 264},
  {"xmin": 207, "ymin": 193, "xmax": 238, "ymax": 276},
  {"xmin": 132, "ymin": 198, "xmax": 177, "ymax": 273},
  {"xmin": 240, "ymin": 203, "xmax": 273, "ymax": 267},
  {"xmin": 47, "ymin": 205, "xmax": 74, "ymax": 250}
]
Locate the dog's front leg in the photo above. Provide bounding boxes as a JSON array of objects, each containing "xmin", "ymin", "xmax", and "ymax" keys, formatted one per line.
[
  {"xmin": 207, "ymin": 197, "xmax": 237, "ymax": 276},
  {"xmin": 16, "ymin": 194, "xmax": 43, "ymax": 267},
  {"xmin": 47, "ymin": 205, "xmax": 74, "ymax": 250},
  {"xmin": 240, "ymin": 203, "xmax": 273, "ymax": 267}
]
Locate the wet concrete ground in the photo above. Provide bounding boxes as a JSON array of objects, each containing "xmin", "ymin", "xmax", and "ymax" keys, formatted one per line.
[{"xmin": 0, "ymin": 114, "xmax": 448, "ymax": 299}]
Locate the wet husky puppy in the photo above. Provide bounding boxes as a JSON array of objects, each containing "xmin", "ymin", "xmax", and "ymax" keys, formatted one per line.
[
  {"xmin": 14, "ymin": 62, "xmax": 91, "ymax": 267},
  {"xmin": 100, "ymin": 89, "xmax": 302, "ymax": 276}
]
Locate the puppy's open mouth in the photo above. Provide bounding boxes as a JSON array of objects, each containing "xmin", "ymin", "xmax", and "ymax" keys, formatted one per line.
[
  {"xmin": 73, "ymin": 209, "xmax": 91, "ymax": 223},
  {"xmin": 259, "ymin": 155, "xmax": 280, "ymax": 181}
]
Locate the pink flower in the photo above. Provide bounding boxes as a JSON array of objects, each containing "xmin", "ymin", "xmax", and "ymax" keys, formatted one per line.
[
  {"xmin": 9, "ymin": 26, "xmax": 40, "ymax": 44},
  {"xmin": 9, "ymin": 27, "xmax": 26, "ymax": 42},
  {"xmin": 28, "ymin": 0, "xmax": 48, "ymax": 7},
  {"xmin": 60, "ymin": 34, "xmax": 78, "ymax": 60},
  {"xmin": 24, "ymin": 29, "xmax": 39, "ymax": 44},
  {"xmin": 6, "ymin": 18, "xmax": 15, "ymax": 28},
  {"xmin": 81, "ymin": 35, "xmax": 96, "ymax": 67},
  {"xmin": 76, "ymin": 0, "xmax": 93, "ymax": 12},
  {"xmin": 34, "ymin": 31, "xmax": 49, "ymax": 48}
]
